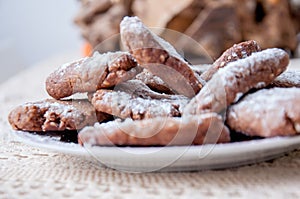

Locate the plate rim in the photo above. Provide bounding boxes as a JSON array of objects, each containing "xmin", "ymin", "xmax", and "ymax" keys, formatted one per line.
[{"xmin": 12, "ymin": 130, "xmax": 300, "ymax": 157}]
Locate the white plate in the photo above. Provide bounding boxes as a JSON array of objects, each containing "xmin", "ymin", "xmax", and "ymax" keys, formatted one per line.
[
  {"xmin": 12, "ymin": 130, "xmax": 300, "ymax": 172},
  {"xmin": 11, "ymin": 62, "xmax": 300, "ymax": 172}
]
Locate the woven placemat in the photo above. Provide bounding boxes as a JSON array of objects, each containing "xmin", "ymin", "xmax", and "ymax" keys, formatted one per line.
[{"xmin": 1, "ymin": 55, "xmax": 300, "ymax": 199}]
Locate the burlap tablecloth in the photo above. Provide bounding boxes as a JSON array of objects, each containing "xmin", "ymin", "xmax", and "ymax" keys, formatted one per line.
[{"xmin": 1, "ymin": 54, "xmax": 300, "ymax": 199}]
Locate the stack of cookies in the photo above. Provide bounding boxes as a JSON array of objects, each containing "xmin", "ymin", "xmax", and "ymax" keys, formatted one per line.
[{"xmin": 8, "ymin": 17, "xmax": 300, "ymax": 146}]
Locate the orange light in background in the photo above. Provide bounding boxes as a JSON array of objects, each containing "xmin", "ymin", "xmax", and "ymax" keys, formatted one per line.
[
  {"xmin": 82, "ymin": 42, "xmax": 92, "ymax": 57},
  {"xmin": 268, "ymin": 0, "xmax": 279, "ymax": 5}
]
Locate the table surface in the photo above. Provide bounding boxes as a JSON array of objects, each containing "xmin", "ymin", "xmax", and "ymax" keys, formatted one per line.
[{"xmin": 1, "ymin": 55, "xmax": 300, "ymax": 199}]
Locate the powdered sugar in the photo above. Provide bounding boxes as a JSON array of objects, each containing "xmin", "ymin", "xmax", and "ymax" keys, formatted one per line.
[
  {"xmin": 93, "ymin": 89, "xmax": 188, "ymax": 120},
  {"xmin": 120, "ymin": 16, "xmax": 189, "ymax": 64},
  {"xmin": 56, "ymin": 57, "xmax": 87, "ymax": 77},
  {"xmin": 185, "ymin": 48, "xmax": 289, "ymax": 114},
  {"xmin": 233, "ymin": 92, "xmax": 243, "ymax": 103},
  {"xmin": 220, "ymin": 48, "xmax": 288, "ymax": 88},
  {"xmin": 227, "ymin": 87, "xmax": 300, "ymax": 137},
  {"xmin": 273, "ymin": 70, "xmax": 300, "ymax": 86},
  {"xmin": 241, "ymin": 88, "xmax": 300, "ymax": 110},
  {"xmin": 25, "ymin": 100, "xmax": 80, "ymax": 120},
  {"xmin": 120, "ymin": 16, "xmax": 145, "ymax": 35},
  {"xmin": 44, "ymin": 102, "xmax": 77, "ymax": 118},
  {"xmin": 231, "ymin": 52, "xmax": 238, "ymax": 58}
]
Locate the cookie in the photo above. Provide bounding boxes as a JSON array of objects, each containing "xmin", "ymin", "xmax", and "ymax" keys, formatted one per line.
[
  {"xmin": 115, "ymin": 80, "xmax": 188, "ymax": 101},
  {"xmin": 269, "ymin": 70, "xmax": 300, "ymax": 88},
  {"xmin": 226, "ymin": 88, "xmax": 300, "ymax": 137},
  {"xmin": 190, "ymin": 64, "xmax": 211, "ymax": 77},
  {"xmin": 46, "ymin": 51, "xmax": 139, "ymax": 99},
  {"xmin": 120, "ymin": 16, "xmax": 203, "ymax": 98},
  {"xmin": 200, "ymin": 40, "xmax": 261, "ymax": 81},
  {"xmin": 135, "ymin": 69, "xmax": 174, "ymax": 94},
  {"xmin": 184, "ymin": 48, "xmax": 289, "ymax": 115},
  {"xmin": 135, "ymin": 66, "xmax": 209, "ymax": 95},
  {"xmin": 91, "ymin": 89, "xmax": 189, "ymax": 120},
  {"xmin": 8, "ymin": 99, "xmax": 110, "ymax": 132},
  {"xmin": 78, "ymin": 113, "xmax": 230, "ymax": 146}
]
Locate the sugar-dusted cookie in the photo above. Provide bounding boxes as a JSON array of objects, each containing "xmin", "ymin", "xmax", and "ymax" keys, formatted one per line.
[
  {"xmin": 8, "ymin": 99, "xmax": 111, "ymax": 132},
  {"xmin": 78, "ymin": 112, "xmax": 230, "ymax": 146},
  {"xmin": 226, "ymin": 88, "xmax": 300, "ymax": 137},
  {"xmin": 120, "ymin": 16, "xmax": 203, "ymax": 98},
  {"xmin": 270, "ymin": 70, "xmax": 300, "ymax": 88},
  {"xmin": 46, "ymin": 51, "xmax": 139, "ymax": 99},
  {"xmin": 135, "ymin": 69, "xmax": 174, "ymax": 94},
  {"xmin": 184, "ymin": 48, "xmax": 289, "ymax": 115},
  {"xmin": 201, "ymin": 40, "xmax": 261, "ymax": 81},
  {"xmin": 91, "ymin": 89, "xmax": 189, "ymax": 120},
  {"xmin": 115, "ymin": 79, "xmax": 188, "ymax": 101}
]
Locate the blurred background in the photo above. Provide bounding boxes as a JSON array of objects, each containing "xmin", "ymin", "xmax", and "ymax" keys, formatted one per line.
[
  {"xmin": 0, "ymin": 0, "xmax": 82, "ymax": 83},
  {"xmin": 1, "ymin": 0, "xmax": 300, "ymax": 83}
]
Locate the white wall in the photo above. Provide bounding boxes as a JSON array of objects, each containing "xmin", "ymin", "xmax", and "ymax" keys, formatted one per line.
[{"xmin": 0, "ymin": 0, "xmax": 82, "ymax": 82}]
